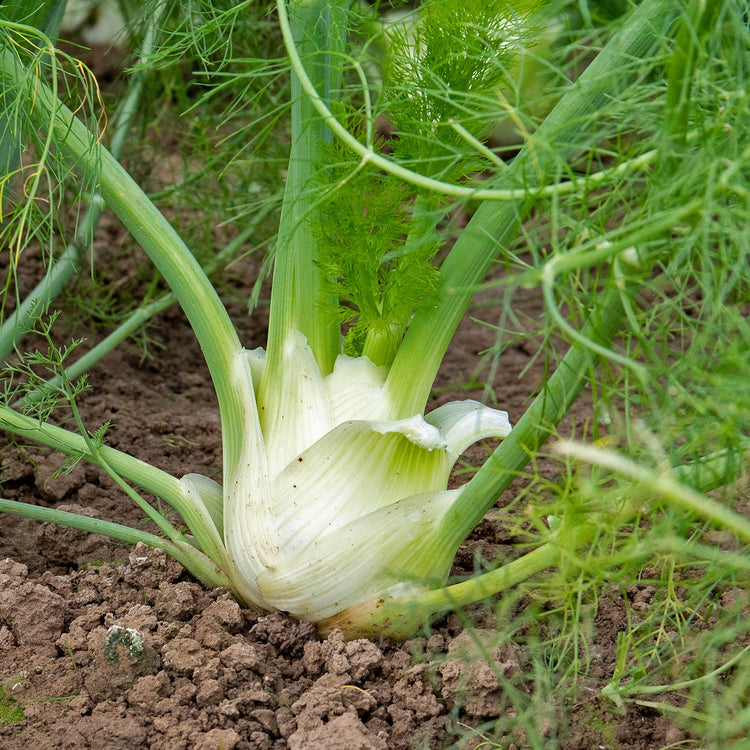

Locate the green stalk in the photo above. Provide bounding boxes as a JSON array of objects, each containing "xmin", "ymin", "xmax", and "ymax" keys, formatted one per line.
[
  {"xmin": 385, "ymin": 0, "xmax": 682, "ymax": 418},
  {"xmin": 50, "ymin": 343, "xmax": 182, "ymax": 546},
  {"xmin": 0, "ymin": 7, "xmax": 163, "ymax": 361},
  {"xmin": 18, "ymin": 290, "xmax": 174, "ymax": 405},
  {"xmin": 0, "ymin": 0, "xmax": 66, "ymax": 215},
  {"xmin": 421, "ymin": 437, "xmax": 749, "ymax": 613},
  {"xmin": 0, "ymin": 404, "xmax": 181, "ymax": 501},
  {"xmin": 0, "ymin": 0, "xmax": 67, "ymax": 32},
  {"xmin": 264, "ymin": 0, "xmax": 348, "ymax": 378},
  {"xmin": 663, "ymin": 0, "xmax": 721, "ymax": 156},
  {"xmin": 359, "ymin": 445, "xmax": 746, "ymax": 638},
  {"xmin": 0, "ymin": 234, "xmax": 89, "ymax": 359},
  {"xmin": 19, "ymin": 213, "xmax": 271, "ymax": 406},
  {"xmin": 425, "ymin": 306, "xmax": 743, "ymax": 615},
  {"xmin": 0, "ymin": 403, "xmax": 230, "ymax": 571},
  {"xmin": 0, "ymin": 496, "xmax": 234, "ymax": 592},
  {"xmin": 442, "ymin": 287, "xmax": 631, "ymax": 540},
  {"xmin": 415, "ymin": 516, "xmax": 597, "ymax": 612},
  {"xmin": 277, "ymin": 0, "xmax": 670, "ymax": 205},
  {"xmin": 0, "ymin": 39, "xmax": 250, "ymax": 473},
  {"xmin": 558, "ymin": 440, "xmax": 750, "ymax": 546}
]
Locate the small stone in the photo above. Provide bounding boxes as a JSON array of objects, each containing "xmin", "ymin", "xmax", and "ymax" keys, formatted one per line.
[
  {"xmin": 249, "ymin": 731, "xmax": 273, "ymax": 750},
  {"xmin": 0, "ymin": 580, "xmax": 66, "ymax": 647},
  {"xmin": 127, "ymin": 672, "xmax": 172, "ymax": 707},
  {"xmin": 439, "ymin": 630, "xmax": 521, "ymax": 717},
  {"xmin": 219, "ymin": 699, "xmax": 241, "ymax": 718},
  {"xmin": 84, "ymin": 626, "xmax": 161, "ymax": 702},
  {"xmin": 173, "ymin": 681, "xmax": 197, "ymax": 705},
  {"xmin": 0, "ymin": 559, "xmax": 28, "ymax": 578},
  {"xmin": 154, "ymin": 714, "xmax": 178, "ymax": 733},
  {"xmin": 345, "ymin": 639, "xmax": 384, "ymax": 682},
  {"xmin": 193, "ymin": 657, "xmax": 221, "ymax": 682},
  {"xmin": 155, "ymin": 581, "xmax": 199, "ymax": 620},
  {"xmin": 276, "ymin": 706, "xmax": 296, "ymax": 738},
  {"xmin": 69, "ymin": 695, "xmax": 91, "ymax": 715}
]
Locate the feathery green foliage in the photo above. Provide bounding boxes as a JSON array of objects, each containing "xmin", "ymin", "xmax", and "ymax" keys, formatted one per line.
[
  {"xmin": 316, "ymin": 147, "xmax": 440, "ymax": 362},
  {"xmin": 0, "ymin": 15, "xmax": 747, "ymax": 748},
  {"xmin": 384, "ymin": 0, "xmax": 541, "ymax": 174}
]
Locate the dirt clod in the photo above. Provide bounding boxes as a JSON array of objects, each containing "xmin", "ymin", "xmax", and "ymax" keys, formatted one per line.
[{"xmin": 288, "ymin": 711, "xmax": 388, "ymax": 750}]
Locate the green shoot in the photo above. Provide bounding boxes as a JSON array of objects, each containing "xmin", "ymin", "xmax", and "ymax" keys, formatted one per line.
[{"xmin": 0, "ymin": 685, "xmax": 25, "ymax": 727}]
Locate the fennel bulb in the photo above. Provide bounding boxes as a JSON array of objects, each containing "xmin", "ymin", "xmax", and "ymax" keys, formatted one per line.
[{"xmin": 214, "ymin": 330, "xmax": 511, "ymax": 634}]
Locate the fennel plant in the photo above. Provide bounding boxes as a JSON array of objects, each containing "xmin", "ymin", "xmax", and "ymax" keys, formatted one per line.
[{"xmin": 0, "ymin": 0, "xmax": 747, "ymax": 641}]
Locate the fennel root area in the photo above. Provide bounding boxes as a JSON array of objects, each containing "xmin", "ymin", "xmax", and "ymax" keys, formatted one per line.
[{"xmin": 0, "ymin": 229, "xmax": 678, "ymax": 749}]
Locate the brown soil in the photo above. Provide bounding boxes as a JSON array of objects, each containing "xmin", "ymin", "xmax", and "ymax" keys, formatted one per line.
[{"xmin": 0, "ymin": 223, "xmax": 686, "ymax": 750}]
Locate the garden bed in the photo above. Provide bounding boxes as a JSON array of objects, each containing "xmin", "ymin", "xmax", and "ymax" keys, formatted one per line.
[{"xmin": 0, "ymin": 237, "xmax": 690, "ymax": 748}]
